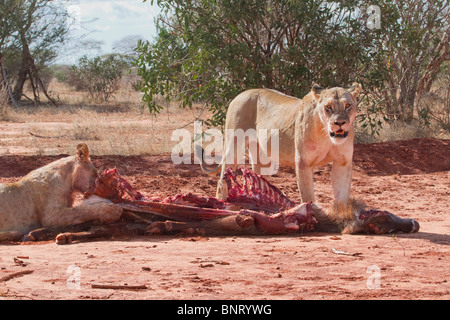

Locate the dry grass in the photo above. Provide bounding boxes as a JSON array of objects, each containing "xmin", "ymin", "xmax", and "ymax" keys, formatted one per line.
[
  {"xmin": 0, "ymin": 80, "xmax": 213, "ymax": 156},
  {"xmin": 354, "ymin": 119, "xmax": 445, "ymax": 144},
  {"xmin": 356, "ymin": 118, "xmax": 450, "ymax": 144}
]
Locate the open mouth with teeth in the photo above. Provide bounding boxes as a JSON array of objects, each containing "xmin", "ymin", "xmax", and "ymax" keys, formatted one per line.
[{"xmin": 330, "ymin": 129, "xmax": 348, "ymax": 138}]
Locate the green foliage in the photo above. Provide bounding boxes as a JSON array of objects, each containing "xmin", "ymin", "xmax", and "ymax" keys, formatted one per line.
[
  {"xmin": 51, "ymin": 65, "xmax": 71, "ymax": 84},
  {"xmin": 357, "ymin": 93, "xmax": 388, "ymax": 137},
  {"xmin": 72, "ymin": 54, "xmax": 130, "ymax": 102},
  {"xmin": 136, "ymin": 0, "xmax": 449, "ymax": 130}
]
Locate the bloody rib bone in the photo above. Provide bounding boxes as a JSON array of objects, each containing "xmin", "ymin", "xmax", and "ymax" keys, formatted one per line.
[{"xmin": 224, "ymin": 166, "xmax": 296, "ymax": 212}]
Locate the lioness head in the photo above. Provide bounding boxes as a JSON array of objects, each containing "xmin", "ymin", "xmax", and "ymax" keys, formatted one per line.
[
  {"xmin": 72, "ymin": 143, "xmax": 98, "ymax": 193},
  {"xmin": 312, "ymin": 83, "xmax": 362, "ymax": 144}
]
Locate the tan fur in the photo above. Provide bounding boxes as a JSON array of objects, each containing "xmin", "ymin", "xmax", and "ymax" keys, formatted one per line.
[
  {"xmin": 311, "ymin": 198, "xmax": 368, "ymax": 233},
  {"xmin": 0, "ymin": 143, "xmax": 122, "ymax": 240},
  {"xmin": 205, "ymin": 83, "xmax": 362, "ymax": 208},
  {"xmin": 328, "ymin": 198, "xmax": 367, "ymax": 230}
]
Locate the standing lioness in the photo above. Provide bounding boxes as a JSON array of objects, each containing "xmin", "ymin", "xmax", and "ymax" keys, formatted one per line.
[
  {"xmin": 200, "ymin": 83, "xmax": 361, "ymax": 206},
  {"xmin": 295, "ymin": 84, "xmax": 361, "ymax": 206},
  {"xmin": 0, "ymin": 143, "xmax": 122, "ymax": 241}
]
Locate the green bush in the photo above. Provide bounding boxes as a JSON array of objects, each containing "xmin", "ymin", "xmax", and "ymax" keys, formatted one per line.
[
  {"xmin": 135, "ymin": 0, "xmax": 382, "ymax": 127},
  {"xmin": 72, "ymin": 54, "xmax": 129, "ymax": 102}
]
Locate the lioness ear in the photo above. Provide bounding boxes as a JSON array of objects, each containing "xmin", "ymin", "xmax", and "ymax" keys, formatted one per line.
[
  {"xmin": 348, "ymin": 82, "xmax": 362, "ymax": 99},
  {"xmin": 76, "ymin": 143, "xmax": 90, "ymax": 161},
  {"xmin": 311, "ymin": 83, "xmax": 325, "ymax": 100}
]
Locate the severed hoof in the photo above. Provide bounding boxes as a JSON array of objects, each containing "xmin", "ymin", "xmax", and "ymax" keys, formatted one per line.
[
  {"xmin": 146, "ymin": 221, "xmax": 171, "ymax": 235},
  {"xmin": 24, "ymin": 228, "xmax": 54, "ymax": 242},
  {"xmin": 0, "ymin": 231, "xmax": 23, "ymax": 242},
  {"xmin": 22, "ymin": 234, "xmax": 35, "ymax": 242},
  {"xmin": 55, "ymin": 233, "xmax": 72, "ymax": 245}
]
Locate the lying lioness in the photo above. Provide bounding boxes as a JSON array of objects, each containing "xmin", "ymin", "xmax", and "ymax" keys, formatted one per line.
[
  {"xmin": 200, "ymin": 83, "xmax": 362, "ymax": 208},
  {"xmin": 0, "ymin": 143, "xmax": 122, "ymax": 241}
]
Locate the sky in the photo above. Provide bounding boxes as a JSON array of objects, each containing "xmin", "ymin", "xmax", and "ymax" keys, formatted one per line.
[{"xmin": 56, "ymin": 0, "xmax": 161, "ymax": 64}]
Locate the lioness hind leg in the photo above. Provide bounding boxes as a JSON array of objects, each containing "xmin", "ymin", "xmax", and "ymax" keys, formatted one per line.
[
  {"xmin": 216, "ymin": 166, "xmax": 225, "ymax": 199},
  {"xmin": 248, "ymin": 139, "xmax": 261, "ymax": 175},
  {"xmin": 216, "ymin": 163, "xmax": 234, "ymax": 199}
]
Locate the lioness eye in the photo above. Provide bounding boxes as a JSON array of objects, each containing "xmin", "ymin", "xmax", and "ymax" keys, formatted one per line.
[
  {"xmin": 345, "ymin": 104, "xmax": 352, "ymax": 109},
  {"xmin": 325, "ymin": 104, "xmax": 332, "ymax": 110}
]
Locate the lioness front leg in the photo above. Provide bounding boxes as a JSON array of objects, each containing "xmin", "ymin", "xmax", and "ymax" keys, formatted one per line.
[
  {"xmin": 296, "ymin": 160, "xmax": 315, "ymax": 203},
  {"xmin": 330, "ymin": 160, "xmax": 352, "ymax": 206},
  {"xmin": 41, "ymin": 196, "xmax": 123, "ymax": 228}
]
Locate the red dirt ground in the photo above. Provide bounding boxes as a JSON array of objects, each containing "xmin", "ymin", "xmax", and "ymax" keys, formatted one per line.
[{"xmin": 0, "ymin": 138, "xmax": 449, "ymax": 300}]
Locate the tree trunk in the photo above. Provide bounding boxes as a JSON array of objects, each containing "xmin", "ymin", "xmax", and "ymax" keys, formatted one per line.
[
  {"xmin": 13, "ymin": 31, "xmax": 57, "ymax": 106},
  {"xmin": 12, "ymin": 53, "xmax": 28, "ymax": 102}
]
